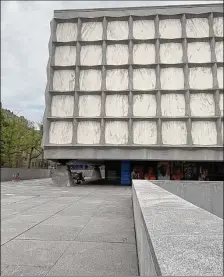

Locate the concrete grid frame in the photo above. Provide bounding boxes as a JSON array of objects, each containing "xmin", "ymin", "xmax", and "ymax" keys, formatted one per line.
[{"xmin": 43, "ymin": 4, "xmax": 224, "ymax": 161}]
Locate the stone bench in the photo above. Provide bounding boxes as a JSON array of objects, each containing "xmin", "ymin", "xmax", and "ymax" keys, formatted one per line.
[{"xmin": 132, "ymin": 180, "xmax": 223, "ymax": 276}]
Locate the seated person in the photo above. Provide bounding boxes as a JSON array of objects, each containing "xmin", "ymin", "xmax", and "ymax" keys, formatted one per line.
[
  {"xmin": 144, "ymin": 167, "xmax": 156, "ymax": 180},
  {"xmin": 199, "ymin": 168, "xmax": 210, "ymax": 181},
  {"xmin": 131, "ymin": 168, "xmax": 139, "ymax": 179},
  {"xmin": 171, "ymin": 167, "xmax": 183, "ymax": 180}
]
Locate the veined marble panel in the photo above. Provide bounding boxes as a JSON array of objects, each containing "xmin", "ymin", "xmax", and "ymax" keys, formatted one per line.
[
  {"xmin": 133, "ymin": 43, "xmax": 155, "ymax": 64},
  {"xmin": 77, "ymin": 121, "xmax": 101, "ymax": 144},
  {"xmin": 78, "ymin": 95, "xmax": 101, "ymax": 117},
  {"xmin": 53, "ymin": 70, "xmax": 75, "ymax": 91},
  {"xmin": 159, "ymin": 19, "xmax": 182, "ymax": 38},
  {"xmin": 80, "ymin": 45, "xmax": 102, "ymax": 65},
  {"xmin": 219, "ymin": 93, "xmax": 223, "ymax": 116},
  {"xmin": 213, "ymin": 17, "xmax": 223, "ymax": 37},
  {"xmin": 105, "ymin": 94, "xmax": 128, "ymax": 117},
  {"xmin": 105, "ymin": 121, "xmax": 128, "ymax": 144},
  {"xmin": 106, "ymin": 69, "xmax": 129, "ymax": 90},
  {"xmin": 51, "ymin": 95, "xmax": 74, "ymax": 117},
  {"xmin": 162, "ymin": 121, "xmax": 187, "ymax": 145},
  {"xmin": 106, "ymin": 44, "xmax": 129, "ymax": 65},
  {"xmin": 133, "ymin": 94, "xmax": 157, "ymax": 117},
  {"xmin": 190, "ymin": 93, "xmax": 215, "ymax": 116},
  {"xmin": 189, "ymin": 67, "xmax": 213, "ymax": 89},
  {"xmin": 56, "ymin": 23, "xmax": 77, "ymax": 42},
  {"xmin": 187, "ymin": 42, "xmax": 211, "ymax": 63},
  {"xmin": 161, "ymin": 94, "xmax": 185, "ymax": 116},
  {"xmin": 160, "ymin": 68, "xmax": 184, "ymax": 90},
  {"xmin": 160, "ymin": 43, "xmax": 183, "ymax": 64},
  {"xmin": 79, "ymin": 70, "xmax": 102, "ymax": 91},
  {"xmin": 133, "ymin": 121, "xmax": 157, "ymax": 144},
  {"xmin": 133, "ymin": 68, "xmax": 156, "ymax": 90},
  {"xmin": 133, "ymin": 20, "xmax": 155, "ymax": 39},
  {"xmin": 217, "ymin": 67, "xmax": 223, "ymax": 89},
  {"xmin": 186, "ymin": 18, "xmax": 209, "ymax": 38},
  {"xmin": 81, "ymin": 22, "xmax": 103, "ymax": 41},
  {"xmin": 107, "ymin": 21, "xmax": 129, "ymax": 40},
  {"xmin": 192, "ymin": 121, "xmax": 217, "ymax": 145},
  {"xmin": 215, "ymin": 41, "xmax": 223, "ymax": 63},
  {"xmin": 55, "ymin": 46, "xmax": 76, "ymax": 66},
  {"xmin": 49, "ymin": 121, "xmax": 73, "ymax": 144}
]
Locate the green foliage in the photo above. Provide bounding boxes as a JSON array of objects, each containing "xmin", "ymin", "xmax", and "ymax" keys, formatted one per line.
[{"xmin": 0, "ymin": 107, "xmax": 44, "ymax": 168}]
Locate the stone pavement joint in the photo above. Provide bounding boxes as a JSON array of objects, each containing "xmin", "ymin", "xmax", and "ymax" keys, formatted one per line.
[{"xmin": 1, "ymin": 179, "xmax": 139, "ymax": 276}]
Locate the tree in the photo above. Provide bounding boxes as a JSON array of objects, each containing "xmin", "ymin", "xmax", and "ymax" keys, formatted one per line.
[{"xmin": 0, "ymin": 107, "xmax": 44, "ymax": 168}]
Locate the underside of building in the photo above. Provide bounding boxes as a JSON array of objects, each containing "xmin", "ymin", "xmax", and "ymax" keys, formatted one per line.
[{"xmin": 43, "ymin": 4, "xmax": 224, "ymax": 185}]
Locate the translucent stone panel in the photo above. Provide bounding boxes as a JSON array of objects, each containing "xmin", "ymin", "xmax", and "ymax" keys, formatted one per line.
[
  {"xmin": 56, "ymin": 23, "xmax": 77, "ymax": 42},
  {"xmin": 160, "ymin": 43, "xmax": 183, "ymax": 64},
  {"xmin": 80, "ymin": 45, "xmax": 102, "ymax": 66},
  {"xmin": 221, "ymin": 121, "xmax": 223, "ymax": 142},
  {"xmin": 107, "ymin": 21, "xmax": 128, "ymax": 40},
  {"xmin": 133, "ymin": 44, "xmax": 155, "ymax": 64},
  {"xmin": 215, "ymin": 41, "xmax": 223, "ymax": 63},
  {"xmin": 133, "ymin": 69, "xmax": 156, "ymax": 90},
  {"xmin": 55, "ymin": 46, "xmax": 76, "ymax": 66},
  {"xmin": 133, "ymin": 94, "xmax": 156, "ymax": 116},
  {"xmin": 80, "ymin": 70, "xmax": 102, "ymax": 91},
  {"xmin": 219, "ymin": 93, "xmax": 223, "ymax": 116},
  {"xmin": 192, "ymin": 121, "xmax": 217, "ymax": 145},
  {"xmin": 160, "ymin": 68, "xmax": 184, "ymax": 90},
  {"xmin": 133, "ymin": 121, "xmax": 157, "ymax": 144},
  {"xmin": 53, "ymin": 70, "xmax": 75, "ymax": 91},
  {"xmin": 159, "ymin": 19, "xmax": 182, "ymax": 38},
  {"xmin": 49, "ymin": 121, "xmax": 73, "ymax": 144},
  {"xmin": 187, "ymin": 42, "xmax": 211, "ymax": 63},
  {"xmin": 190, "ymin": 93, "xmax": 215, "ymax": 116},
  {"xmin": 213, "ymin": 17, "xmax": 223, "ymax": 37},
  {"xmin": 106, "ymin": 44, "xmax": 129, "ymax": 65},
  {"xmin": 77, "ymin": 121, "xmax": 101, "ymax": 144},
  {"xmin": 186, "ymin": 18, "xmax": 209, "ymax": 38},
  {"xmin": 217, "ymin": 67, "xmax": 223, "ymax": 89},
  {"xmin": 105, "ymin": 94, "xmax": 128, "ymax": 117},
  {"xmin": 161, "ymin": 94, "xmax": 185, "ymax": 116},
  {"xmin": 189, "ymin": 67, "xmax": 213, "ymax": 89},
  {"xmin": 106, "ymin": 69, "xmax": 128, "ymax": 90},
  {"xmin": 105, "ymin": 121, "xmax": 128, "ymax": 144},
  {"xmin": 162, "ymin": 121, "xmax": 187, "ymax": 145},
  {"xmin": 133, "ymin": 20, "xmax": 155, "ymax": 39},
  {"xmin": 78, "ymin": 95, "xmax": 101, "ymax": 117},
  {"xmin": 51, "ymin": 95, "xmax": 74, "ymax": 117},
  {"xmin": 81, "ymin": 22, "xmax": 103, "ymax": 41}
]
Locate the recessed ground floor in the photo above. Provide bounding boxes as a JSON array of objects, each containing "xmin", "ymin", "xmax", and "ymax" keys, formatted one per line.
[{"xmin": 68, "ymin": 161, "xmax": 224, "ymax": 185}]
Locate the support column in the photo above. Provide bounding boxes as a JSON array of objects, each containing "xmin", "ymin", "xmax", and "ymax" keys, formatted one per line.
[
  {"xmin": 51, "ymin": 165, "xmax": 74, "ymax": 187},
  {"xmin": 91, "ymin": 166, "xmax": 102, "ymax": 179}
]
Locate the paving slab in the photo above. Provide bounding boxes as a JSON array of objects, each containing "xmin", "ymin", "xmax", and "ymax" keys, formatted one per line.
[
  {"xmin": 1, "ymin": 265, "xmax": 50, "ymax": 276},
  {"xmin": 46, "ymin": 241, "xmax": 138, "ymax": 276},
  {"xmin": 17, "ymin": 224, "xmax": 83, "ymax": 241},
  {"xmin": 1, "ymin": 240, "xmax": 71, "ymax": 267},
  {"xmin": 1, "ymin": 180, "xmax": 138, "ymax": 276},
  {"xmin": 76, "ymin": 216, "xmax": 135, "ymax": 244}
]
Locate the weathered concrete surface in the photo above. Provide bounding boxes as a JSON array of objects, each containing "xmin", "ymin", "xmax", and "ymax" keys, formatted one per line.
[
  {"xmin": 133, "ymin": 180, "xmax": 223, "ymax": 276},
  {"xmin": 1, "ymin": 168, "xmax": 50, "ymax": 182},
  {"xmin": 51, "ymin": 165, "xmax": 74, "ymax": 187},
  {"xmin": 153, "ymin": 181, "xmax": 223, "ymax": 218},
  {"xmin": 1, "ymin": 179, "xmax": 138, "ymax": 276}
]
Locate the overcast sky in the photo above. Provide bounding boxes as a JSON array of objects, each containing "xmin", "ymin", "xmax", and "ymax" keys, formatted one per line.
[{"xmin": 1, "ymin": 0, "xmax": 222, "ymax": 123}]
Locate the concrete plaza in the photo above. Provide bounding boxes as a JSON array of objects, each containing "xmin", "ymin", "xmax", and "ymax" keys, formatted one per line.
[{"xmin": 1, "ymin": 179, "xmax": 138, "ymax": 276}]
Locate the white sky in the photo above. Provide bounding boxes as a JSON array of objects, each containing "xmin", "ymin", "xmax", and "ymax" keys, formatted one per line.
[{"xmin": 1, "ymin": 0, "xmax": 222, "ymax": 123}]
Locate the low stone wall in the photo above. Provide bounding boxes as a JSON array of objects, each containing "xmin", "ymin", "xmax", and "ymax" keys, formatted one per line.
[
  {"xmin": 132, "ymin": 180, "xmax": 223, "ymax": 276},
  {"xmin": 1, "ymin": 168, "xmax": 50, "ymax": 182},
  {"xmin": 153, "ymin": 181, "xmax": 223, "ymax": 218}
]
